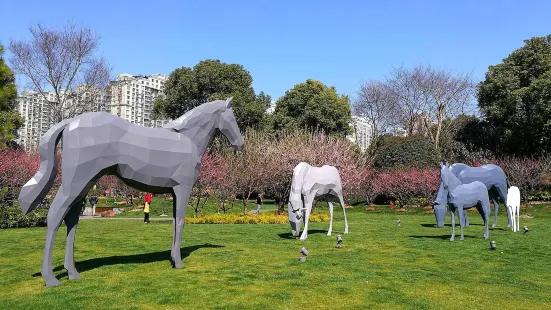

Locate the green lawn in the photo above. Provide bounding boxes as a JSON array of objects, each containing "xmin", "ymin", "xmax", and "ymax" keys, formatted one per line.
[{"xmin": 1, "ymin": 206, "xmax": 551, "ymax": 309}]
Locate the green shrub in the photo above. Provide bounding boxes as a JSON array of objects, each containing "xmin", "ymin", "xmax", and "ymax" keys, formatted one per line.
[
  {"xmin": 0, "ymin": 205, "xmax": 48, "ymax": 229},
  {"xmin": 373, "ymin": 135, "xmax": 439, "ymax": 169},
  {"xmin": 184, "ymin": 212, "xmax": 329, "ymax": 224}
]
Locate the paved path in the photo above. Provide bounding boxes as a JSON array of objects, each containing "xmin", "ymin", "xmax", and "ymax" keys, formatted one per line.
[
  {"xmin": 247, "ymin": 208, "xmax": 278, "ymax": 215},
  {"xmin": 80, "ymin": 208, "xmax": 278, "ymax": 220},
  {"xmin": 80, "ymin": 215, "xmax": 172, "ymax": 221}
]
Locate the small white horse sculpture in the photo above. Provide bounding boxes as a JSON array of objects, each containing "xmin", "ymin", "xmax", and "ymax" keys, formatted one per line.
[
  {"xmin": 287, "ymin": 162, "xmax": 349, "ymax": 241},
  {"xmin": 506, "ymin": 186, "xmax": 521, "ymax": 232}
]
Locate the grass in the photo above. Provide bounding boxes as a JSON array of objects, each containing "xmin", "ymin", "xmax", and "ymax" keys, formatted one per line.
[{"xmin": 1, "ymin": 206, "xmax": 551, "ymax": 309}]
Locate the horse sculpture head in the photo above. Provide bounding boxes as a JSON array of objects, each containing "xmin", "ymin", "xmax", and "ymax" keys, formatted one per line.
[
  {"xmin": 433, "ymin": 162, "xmax": 450, "ymax": 228},
  {"xmin": 217, "ymin": 98, "xmax": 244, "ymax": 150},
  {"xmin": 288, "ymin": 162, "xmax": 310, "ymax": 237},
  {"xmin": 164, "ymin": 97, "xmax": 243, "ymax": 151}
]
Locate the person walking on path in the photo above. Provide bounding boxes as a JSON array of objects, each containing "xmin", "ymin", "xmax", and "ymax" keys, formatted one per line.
[
  {"xmin": 144, "ymin": 193, "xmax": 152, "ymax": 223},
  {"xmin": 256, "ymin": 193, "xmax": 263, "ymax": 214}
]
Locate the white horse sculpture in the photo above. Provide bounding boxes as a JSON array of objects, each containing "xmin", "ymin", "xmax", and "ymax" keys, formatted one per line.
[
  {"xmin": 506, "ymin": 186, "xmax": 521, "ymax": 232},
  {"xmin": 287, "ymin": 162, "xmax": 349, "ymax": 241}
]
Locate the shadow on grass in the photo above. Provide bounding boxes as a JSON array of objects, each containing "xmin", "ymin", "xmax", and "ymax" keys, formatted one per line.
[
  {"xmin": 32, "ymin": 243, "xmax": 224, "ymax": 278},
  {"xmin": 420, "ymin": 223, "xmax": 484, "ymax": 228},
  {"xmin": 408, "ymin": 235, "xmax": 477, "ymax": 239},
  {"xmin": 277, "ymin": 229, "xmax": 328, "ymax": 239}
]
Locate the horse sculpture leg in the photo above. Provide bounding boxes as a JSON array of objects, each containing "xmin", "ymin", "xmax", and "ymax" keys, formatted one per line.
[
  {"xmin": 457, "ymin": 207, "xmax": 466, "ymax": 241},
  {"xmin": 171, "ymin": 184, "xmax": 192, "ymax": 268},
  {"xmin": 327, "ymin": 202, "xmax": 334, "ymax": 236},
  {"xmin": 64, "ymin": 201, "xmax": 83, "ymax": 280},
  {"xmin": 463, "ymin": 210, "xmax": 469, "ymax": 227},
  {"xmin": 511, "ymin": 206, "xmax": 517, "ymax": 232},
  {"xmin": 338, "ymin": 194, "xmax": 349, "ymax": 234},
  {"xmin": 299, "ymin": 198, "xmax": 313, "ymax": 241},
  {"xmin": 491, "ymin": 198, "xmax": 500, "ymax": 228},
  {"xmin": 479, "ymin": 201, "xmax": 490, "ymax": 239},
  {"xmin": 450, "ymin": 209, "xmax": 456, "ymax": 241},
  {"xmin": 516, "ymin": 205, "xmax": 520, "ymax": 232},
  {"xmin": 41, "ymin": 186, "xmax": 82, "ymax": 287},
  {"xmin": 495, "ymin": 185, "xmax": 511, "ymax": 228}
]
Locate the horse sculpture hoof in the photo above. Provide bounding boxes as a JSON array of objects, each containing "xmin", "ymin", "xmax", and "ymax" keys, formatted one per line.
[
  {"xmin": 44, "ymin": 277, "xmax": 62, "ymax": 287},
  {"xmin": 326, "ymin": 232, "xmax": 332, "ymax": 236},
  {"xmin": 68, "ymin": 272, "xmax": 81, "ymax": 280},
  {"xmin": 173, "ymin": 262, "xmax": 184, "ymax": 269}
]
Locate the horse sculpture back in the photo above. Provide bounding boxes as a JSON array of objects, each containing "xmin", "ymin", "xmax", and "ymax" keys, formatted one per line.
[{"xmin": 19, "ymin": 98, "xmax": 243, "ymax": 287}]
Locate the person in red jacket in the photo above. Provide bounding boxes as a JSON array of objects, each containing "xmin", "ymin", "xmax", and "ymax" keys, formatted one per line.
[{"xmin": 144, "ymin": 193, "xmax": 153, "ymax": 223}]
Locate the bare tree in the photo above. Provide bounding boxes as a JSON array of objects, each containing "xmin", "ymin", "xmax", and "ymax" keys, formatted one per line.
[
  {"xmin": 353, "ymin": 80, "xmax": 398, "ymax": 137},
  {"xmin": 9, "ymin": 23, "xmax": 112, "ymax": 123},
  {"xmin": 386, "ymin": 64, "xmax": 431, "ymax": 136},
  {"xmin": 386, "ymin": 64, "xmax": 473, "ymax": 149},
  {"xmin": 353, "ymin": 80, "xmax": 399, "ymax": 158},
  {"xmin": 423, "ymin": 68, "xmax": 473, "ymax": 149}
]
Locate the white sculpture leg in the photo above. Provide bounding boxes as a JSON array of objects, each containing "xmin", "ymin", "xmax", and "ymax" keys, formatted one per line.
[
  {"xmin": 507, "ymin": 205, "xmax": 514, "ymax": 232},
  {"xmin": 327, "ymin": 202, "xmax": 334, "ymax": 236},
  {"xmin": 299, "ymin": 200, "xmax": 313, "ymax": 241},
  {"xmin": 338, "ymin": 195, "xmax": 349, "ymax": 234},
  {"xmin": 516, "ymin": 205, "xmax": 520, "ymax": 232},
  {"xmin": 449, "ymin": 209, "xmax": 456, "ymax": 241}
]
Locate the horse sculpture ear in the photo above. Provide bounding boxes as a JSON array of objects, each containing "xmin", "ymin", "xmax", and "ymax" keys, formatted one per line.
[{"xmin": 225, "ymin": 97, "xmax": 233, "ymax": 109}]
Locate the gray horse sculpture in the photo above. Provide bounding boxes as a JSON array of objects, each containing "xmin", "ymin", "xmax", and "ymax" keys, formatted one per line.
[
  {"xmin": 18, "ymin": 98, "xmax": 243, "ymax": 287},
  {"xmin": 433, "ymin": 163, "xmax": 510, "ymax": 228},
  {"xmin": 440, "ymin": 162, "xmax": 491, "ymax": 241}
]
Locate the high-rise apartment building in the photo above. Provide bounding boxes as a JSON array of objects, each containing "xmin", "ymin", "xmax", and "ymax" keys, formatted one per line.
[
  {"xmin": 15, "ymin": 73, "xmax": 171, "ymax": 150},
  {"xmin": 16, "ymin": 91, "xmax": 61, "ymax": 149},
  {"xmin": 109, "ymin": 73, "xmax": 169, "ymax": 128},
  {"xmin": 347, "ymin": 115, "xmax": 374, "ymax": 152}
]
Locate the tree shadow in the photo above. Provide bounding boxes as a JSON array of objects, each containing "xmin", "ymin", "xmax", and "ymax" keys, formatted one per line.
[
  {"xmin": 278, "ymin": 230, "xmax": 328, "ymax": 239},
  {"xmin": 408, "ymin": 235, "xmax": 477, "ymax": 240},
  {"xmin": 32, "ymin": 243, "xmax": 224, "ymax": 278},
  {"xmin": 420, "ymin": 223, "xmax": 483, "ymax": 228}
]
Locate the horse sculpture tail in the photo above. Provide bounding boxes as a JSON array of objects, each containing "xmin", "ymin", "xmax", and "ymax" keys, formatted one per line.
[{"xmin": 18, "ymin": 118, "xmax": 73, "ymax": 215}]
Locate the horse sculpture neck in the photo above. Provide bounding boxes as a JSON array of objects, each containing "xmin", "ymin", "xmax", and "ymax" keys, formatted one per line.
[
  {"xmin": 164, "ymin": 102, "xmax": 224, "ymax": 156},
  {"xmin": 445, "ymin": 167, "xmax": 463, "ymax": 192}
]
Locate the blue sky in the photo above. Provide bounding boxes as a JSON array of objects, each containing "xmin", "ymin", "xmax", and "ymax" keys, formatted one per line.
[{"xmin": 1, "ymin": 0, "xmax": 550, "ymax": 103}]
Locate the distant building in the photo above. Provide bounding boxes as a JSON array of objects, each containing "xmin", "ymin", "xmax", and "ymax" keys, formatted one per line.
[
  {"xmin": 347, "ymin": 115, "xmax": 374, "ymax": 152},
  {"xmin": 16, "ymin": 91, "xmax": 57, "ymax": 150},
  {"xmin": 265, "ymin": 101, "xmax": 276, "ymax": 114},
  {"xmin": 15, "ymin": 73, "xmax": 171, "ymax": 150},
  {"xmin": 391, "ymin": 112, "xmax": 437, "ymax": 138},
  {"xmin": 393, "ymin": 127, "xmax": 408, "ymax": 137},
  {"xmin": 411, "ymin": 112, "xmax": 436, "ymax": 136},
  {"xmin": 108, "ymin": 73, "xmax": 169, "ymax": 128}
]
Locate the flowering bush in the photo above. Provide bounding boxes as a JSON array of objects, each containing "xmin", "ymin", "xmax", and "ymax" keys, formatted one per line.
[
  {"xmin": 184, "ymin": 212, "xmax": 329, "ymax": 224},
  {"xmin": 374, "ymin": 168, "xmax": 440, "ymax": 207}
]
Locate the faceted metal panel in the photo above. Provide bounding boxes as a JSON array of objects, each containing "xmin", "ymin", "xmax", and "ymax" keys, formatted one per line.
[
  {"xmin": 287, "ymin": 162, "xmax": 349, "ymax": 240},
  {"xmin": 18, "ymin": 98, "xmax": 243, "ymax": 287}
]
